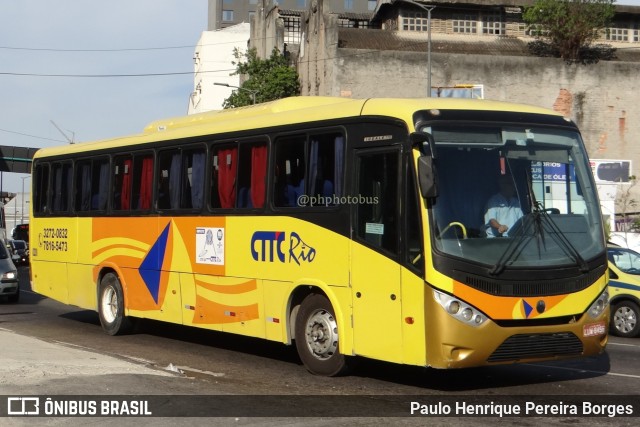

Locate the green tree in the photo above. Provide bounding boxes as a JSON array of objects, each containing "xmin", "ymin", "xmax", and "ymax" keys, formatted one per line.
[
  {"xmin": 523, "ymin": 0, "xmax": 616, "ymax": 62},
  {"xmin": 222, "ymin": 47, "xmax": 300, "ymax": 109}
]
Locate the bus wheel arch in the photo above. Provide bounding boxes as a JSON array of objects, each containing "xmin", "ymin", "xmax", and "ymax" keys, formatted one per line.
[
  {"xmin": 293, "ymin": 291, "xmax": 349, "ymax": 376},
  {"xmin": 97, "ymin": 269, "xmax": 135, "ymax": 336}
]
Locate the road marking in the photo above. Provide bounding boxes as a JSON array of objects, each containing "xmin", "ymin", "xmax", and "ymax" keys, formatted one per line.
[
  {"xmin": 607, "ymin": 341, "xmax": 640, "ymax": 348},
  {"xmin": 528, "ymin": 363, "xmax": 640, "ymax": 379}
]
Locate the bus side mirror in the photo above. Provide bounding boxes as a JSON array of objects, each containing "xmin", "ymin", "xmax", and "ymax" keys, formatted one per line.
[
  {"xmin": 418, "ymin": 156, "xmax": 438, "ymax": 199},
  {"xmin": 411, "ymin": 132, "xmax": 438, "ymax": 199}
]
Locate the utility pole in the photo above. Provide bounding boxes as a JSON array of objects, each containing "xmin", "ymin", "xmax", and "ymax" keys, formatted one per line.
[{"xmin": 395, "ymin": 0, "xmax": 435, "ymax": 97}]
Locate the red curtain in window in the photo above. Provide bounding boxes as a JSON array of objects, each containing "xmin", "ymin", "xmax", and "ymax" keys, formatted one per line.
[
  {"xmin": 218, "ymin": 148, "xmax": 237, "ymax": 208},
  {"xmin": 251, "ymin": 145, "xmax": 267, "ymax": 208},
  {"xmin": 121, "ymin": 159, "xmax": 132, "ymax": 210},
  {"xmin": 139, "ymin": 157, "xmax": 153, "ymax": 209}
]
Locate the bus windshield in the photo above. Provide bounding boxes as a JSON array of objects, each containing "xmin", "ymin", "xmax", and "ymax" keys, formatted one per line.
[{"xmin": 422, "ymin": 124, "xmax": 604, "ymax": 269}]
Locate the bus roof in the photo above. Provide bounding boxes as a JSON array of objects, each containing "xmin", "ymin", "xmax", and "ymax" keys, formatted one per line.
[{"xmin": 33, "ymin": 96, "xmax": 566, "ymax": 159}]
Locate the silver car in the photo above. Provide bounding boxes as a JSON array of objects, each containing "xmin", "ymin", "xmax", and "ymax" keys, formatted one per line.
[{"xmin": 0, "ymin": 243, "xmax": 19, "ymax": 303}]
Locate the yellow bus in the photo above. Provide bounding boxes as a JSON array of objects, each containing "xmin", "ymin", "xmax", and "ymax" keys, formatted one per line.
[{"xmin": 29, "ymin": 97, "xmax": 609, "ymax": 376}]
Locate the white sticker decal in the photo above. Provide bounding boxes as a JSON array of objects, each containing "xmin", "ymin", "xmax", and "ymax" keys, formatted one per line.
[{"xmin": 196, "ymin": 227, "xmax": 225, "ymax": 265}]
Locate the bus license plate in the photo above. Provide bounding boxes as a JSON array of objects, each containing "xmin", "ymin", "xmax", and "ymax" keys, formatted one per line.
[{"xmin": 583, "ymin": 321, "xmax": 606, "ymax": 337}]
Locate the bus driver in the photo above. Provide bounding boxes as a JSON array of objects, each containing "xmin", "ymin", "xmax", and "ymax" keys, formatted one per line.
[{"xmin": 484, "ymin": 174, "xmax": 523, "ymax": 237}]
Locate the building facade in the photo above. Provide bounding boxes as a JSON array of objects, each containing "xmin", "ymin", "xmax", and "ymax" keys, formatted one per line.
[{"xmin": 208, "ymin": 0, "xmax": 378, "ymax": 30}]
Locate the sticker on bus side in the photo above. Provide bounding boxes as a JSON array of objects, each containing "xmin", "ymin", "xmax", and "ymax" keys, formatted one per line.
[{"xmin": 196, "ymin": 227, "xmax": 225, "ymax": 265}]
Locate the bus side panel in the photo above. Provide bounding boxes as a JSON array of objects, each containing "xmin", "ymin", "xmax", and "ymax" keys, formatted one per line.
[
  {"xmin": 92, "ymin": 217, "xmax": 183, "ymax": 324},
  {"xmin": 400, "ymin": 266, "xmax": 427, "ymax": 366},
  {"xmin": 30, "ymin": 217, "xmax": 78, "ymax": 305},
  {"xmin": 263, "ymin": 279, "xmax": 293, "ymax": 343}
]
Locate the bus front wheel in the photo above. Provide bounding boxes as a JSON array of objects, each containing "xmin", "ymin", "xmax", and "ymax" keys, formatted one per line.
[
  {"xmin": 295, "ymin": 294, "xmax": 348, "ymax": 376},
  {"xmin": 98, "ymin": 272, "xmax": 134, "ymax": 336}
]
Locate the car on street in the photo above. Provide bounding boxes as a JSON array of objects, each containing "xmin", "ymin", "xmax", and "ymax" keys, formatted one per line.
[
  {"xmin": 8, "ymin": 240, "xmax": 29, "ymax": 266},
  {"xmin": 0, "ymin": 242, "xmax": 19, "ymax": 303},
  {"xmin": 607, "ymin": 245, "xmax": 640, "ymax": 337}
]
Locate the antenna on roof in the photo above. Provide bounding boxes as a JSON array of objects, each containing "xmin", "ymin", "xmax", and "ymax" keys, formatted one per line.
[{"xmin": 50, "ymin": 120, "xmax": 75, "ymax": 144}]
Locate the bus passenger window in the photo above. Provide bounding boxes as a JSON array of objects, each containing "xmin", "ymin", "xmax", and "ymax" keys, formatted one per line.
[
  {"xmin": 91, "ymin": 158, "xmax": 109, "ymax": 211},
  {"xmin": 33, "ymin": 163, "xmax": 50, "ymax": 214},
  {"xmin": 273, "ymin": 132, "xmax": 343, "ymax": 208},
  {"xmin": 113, "ymin": 156, "xmax": 132, "ymax": 211},
  {"xmin": 182, "ymin": 148, "xmax": 206, "ymax": 209},
  {"xmin": 51, "ymin": 162, "xmax": 72, "ymax": 213},
  {"xmin": 210, "ymin": 146, "xmax": 238, "ymax": 209},
  {"xmin": 132, "ymin": 154, "xmax": 153, "ymax": 211},
  {"xmin": 236, "ymin": 142, "xmax": 267, "ymax": 209},
  {"xmin": 274, "ymin": 135, "xmax": 306, "ymax": 207}
]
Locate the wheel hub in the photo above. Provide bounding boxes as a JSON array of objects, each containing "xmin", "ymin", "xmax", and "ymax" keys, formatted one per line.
[
  {"xmin": 614, "ymin": 306, "xmax": 637, "ymax": 334},
  {"xmin": 305, "ymin": 309, "xmax": 338, "ymax": 360}
]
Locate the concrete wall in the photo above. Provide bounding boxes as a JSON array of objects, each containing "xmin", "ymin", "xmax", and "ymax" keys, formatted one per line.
[
  {"xmin": 330, "ymin": 49, "xmax": 640, "ymax": 206},
  {"xmin": 331, "ymin": 50, "xmax": 640, "ymax": 174}
]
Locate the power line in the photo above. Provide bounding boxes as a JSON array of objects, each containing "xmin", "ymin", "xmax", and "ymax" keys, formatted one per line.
[
  {"xmin": 0, "ymin": 127, "xmax": 66, "ymax": 143},
  {"xmin": 0, "ymin": 39, "xmax": 251, "ymax": 53},
  {"xmin": 0, "ymin": 69, "xmax": 236, "ymax": 78}
]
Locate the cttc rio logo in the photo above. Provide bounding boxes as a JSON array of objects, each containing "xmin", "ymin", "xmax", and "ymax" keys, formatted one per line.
[{"xmin": 250, "ymin": 231, "xmax": 316, "ymax": 265}]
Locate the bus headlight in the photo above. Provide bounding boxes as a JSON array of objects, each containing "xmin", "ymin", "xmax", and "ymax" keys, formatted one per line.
[
  {"xmin": 588, "ymin": 289, "xmax": 609, "ymax": 319},
  {"xmin": 434, "ymin": 290, "xmax": 487, "ymax": 327}
]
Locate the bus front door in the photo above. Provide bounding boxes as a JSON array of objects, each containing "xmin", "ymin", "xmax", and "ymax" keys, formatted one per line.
[{"xmin": 351, "ymin": 147, "xmax": 403, "ymax": 362}]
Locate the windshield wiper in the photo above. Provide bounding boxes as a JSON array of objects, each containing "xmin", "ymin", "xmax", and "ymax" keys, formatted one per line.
[
  {"xmin": 488, "ymin": 216, "xmax": 536, "ymax": 276},
  {"xmin": 534, "ymin": 202, "xmax": 589, "ymax": 273}
]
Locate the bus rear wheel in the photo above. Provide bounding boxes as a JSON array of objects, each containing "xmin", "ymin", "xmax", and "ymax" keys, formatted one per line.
[
  {"xmin": 98, "ymin": 272, "xmax": 134, "ymax": 335},
  {"xmin": 295, "ymin": 294, "xmax": 348, "ymax": 376}
]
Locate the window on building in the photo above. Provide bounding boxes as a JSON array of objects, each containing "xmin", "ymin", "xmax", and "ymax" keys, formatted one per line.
[
  {"xmin": 344, "ymin": 0, "xmax": 353, "ymax": 10},
  {"xmin": 284, "ymin": 16, "xmax": 302, "ymax": 45},
  {"xmin": 338, "ymin": 18, "xmax": 371, "ymax": 29},
  {"xmin": 248, "ymin": 11, "xmax": 255, "ymax": 22},
  {"xmin": 634, "ymin": 24, "xmax": 639, "ymax": 42},
  {"xmin": 453, "ymin": 14, "xmax": 477, "ymax": 34},
  {"xmin": 482, "ymin": 14, "xmax": 503, "ymax": 35},
  {"xmin": 402, "ymin": 12, "xmax": 428, "ymax": 32},
  {"xmin": 222, "ymin": 10, "xmax": 234, "ymax": 22},
  {"xmin": 368, "ymin": 0, "xmax": 377, "ymax": 11},
  {"xmin": 607, "ymin": 26, "xmax": 628, "ymax": 42},
  {"xmin": 223, "ymin": 0, "xmax": 234, "ymax": 4},
  {"xmin": 249, "ymin": 0, "xmax": 257, "ymax": 4},
  {"xmin": 297, "ymin": 0, "xmax": 307, "ymax": 8}
]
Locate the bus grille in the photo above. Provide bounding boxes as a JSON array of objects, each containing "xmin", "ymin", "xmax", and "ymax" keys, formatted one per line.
[
  {"xmin": 458, "ymin": 265, "xmax": 606, "ymax": 297},
  {"xmin": 488, "ymin": 332, "xmax": 583, "ymax": 363}
]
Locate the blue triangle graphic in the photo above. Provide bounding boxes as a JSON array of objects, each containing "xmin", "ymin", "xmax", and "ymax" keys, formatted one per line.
[
  {"xmin": 139, "ymin": 222, "xmax": 171, "ymax": 304},
  {"xmin": 523, "ymin": 299, "xmax": 533, "ymax": 318}
]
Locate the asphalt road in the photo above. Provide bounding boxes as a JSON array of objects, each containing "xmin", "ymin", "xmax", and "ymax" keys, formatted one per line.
[{"xmin": 0, "ymin": 266, "xmax": 638, "ymax": 426}]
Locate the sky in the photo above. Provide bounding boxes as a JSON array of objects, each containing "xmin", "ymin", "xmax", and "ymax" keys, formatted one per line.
[{"xmin": 0, "ymin": 0, "xmax": 208, "ymax": 193}]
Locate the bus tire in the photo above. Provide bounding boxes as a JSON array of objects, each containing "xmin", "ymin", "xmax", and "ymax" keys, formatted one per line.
[
  {"xmin": 295, "ymin": 294, "xmax": 349, "ymax": 376},
  {"xmin": 98, "ymin": 272, "xmax": 134, "ymax": 336},
  {"xmin": 610, "ymin": 300, "xmax": 640, "ymax": 338}
]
